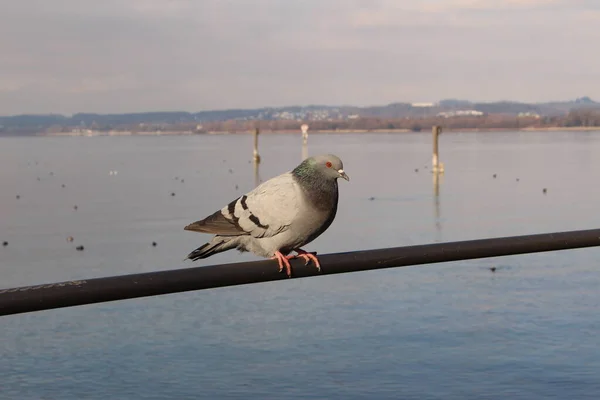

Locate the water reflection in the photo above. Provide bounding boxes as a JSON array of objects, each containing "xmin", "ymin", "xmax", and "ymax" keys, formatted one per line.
[
  {"xmin": 302, "ymin": 141, "xmax": 308, "ymax": 161},
  {"xmin": 433, "ymin": 171, "xmax": 443, "ymax": 238},
  {"xmin": 253, "ymin": 159, "xmax": 261, "ymax": 187}
]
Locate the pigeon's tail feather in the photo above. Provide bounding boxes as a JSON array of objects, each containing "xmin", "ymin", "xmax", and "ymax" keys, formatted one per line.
[{"xmin": 187, "ymin": 237, "xmax": 236, "ymax": 261}]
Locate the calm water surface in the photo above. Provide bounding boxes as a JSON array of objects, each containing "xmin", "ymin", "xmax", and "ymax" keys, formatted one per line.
[{"xmin": 1, "ymin": 131, "xmax": 600, "ymax": 399}]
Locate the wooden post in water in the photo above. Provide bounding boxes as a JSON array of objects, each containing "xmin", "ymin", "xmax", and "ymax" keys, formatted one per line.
[
  {"xmin": 301, "ymin": 124, "xmax": 309, "ymax": 160},
  {"xmin": 432, "ymin": 125, "xmax": 444, "ymax": 173},
  {"xmin": 301, "ymin": 124, "xmax": 309, "ymax": 145},
  {"xmin": 432, "ymin": 125, "xmax": 444, "ymax": 236},
  {"xmin": 253, "ymin": 128, "xmax": 261, "ymax": 164}
]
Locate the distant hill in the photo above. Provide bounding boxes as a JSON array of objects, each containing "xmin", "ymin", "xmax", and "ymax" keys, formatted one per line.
[{"xmin": 1, "ymin": 97, "xmax": 599, "ymax": 134}]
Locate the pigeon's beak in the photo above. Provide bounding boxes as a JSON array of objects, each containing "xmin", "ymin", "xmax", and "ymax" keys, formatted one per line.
[{"xmin": 338, "ymin": 169, "xmax": 350, "ymax": 181}]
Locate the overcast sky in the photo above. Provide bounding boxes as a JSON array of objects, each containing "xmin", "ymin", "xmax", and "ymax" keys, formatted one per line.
[{"xmin": 0, "ymin": 0, "xmax": 599, "ymax": 115}]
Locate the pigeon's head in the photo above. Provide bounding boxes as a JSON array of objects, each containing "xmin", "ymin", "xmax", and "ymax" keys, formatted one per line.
[{"xmin": 306, "ymin": 154, "xmax": 349, "ymax": 182}]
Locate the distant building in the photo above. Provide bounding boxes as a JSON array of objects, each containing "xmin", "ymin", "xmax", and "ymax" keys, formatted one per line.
[
  {"xmin": 517, "ymin": 112, "xmax": 540, "ymax": 119},
  {"xmin": 437, "ymin": 110, "xmax": 484, "ymax": 118},
  {"xmin": 411, "ymin": 102, "xmax": 436, "ymax": 107}
]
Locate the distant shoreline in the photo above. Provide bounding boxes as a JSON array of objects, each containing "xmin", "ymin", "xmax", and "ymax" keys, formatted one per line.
[{"xmin": 35, "ymin": 126, "xmax": 600, "ymax": 137}]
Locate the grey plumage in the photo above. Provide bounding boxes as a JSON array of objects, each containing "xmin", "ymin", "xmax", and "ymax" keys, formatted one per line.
[{"xmin": 184, "ymin": 154, "xmax": 349, "ymax": 274}]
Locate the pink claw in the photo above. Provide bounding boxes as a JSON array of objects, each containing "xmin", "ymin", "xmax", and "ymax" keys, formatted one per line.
[
  {"xmin": 294, "ymin": 249, "xmax": 321, "ymax": 271},
  {"xmin": 271, "ymin": 251, "xmax": 293, "ymax": 277}
]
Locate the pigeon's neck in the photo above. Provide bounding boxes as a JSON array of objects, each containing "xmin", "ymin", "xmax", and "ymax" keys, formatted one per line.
[{"xmin": 292, "ymin": 167, "xmax": 338, "ymax": 211}]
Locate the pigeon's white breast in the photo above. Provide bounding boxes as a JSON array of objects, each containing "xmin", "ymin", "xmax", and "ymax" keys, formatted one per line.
[{"xmin": 242, "ymin": 183, "xmax": 330, "ymax": 257}]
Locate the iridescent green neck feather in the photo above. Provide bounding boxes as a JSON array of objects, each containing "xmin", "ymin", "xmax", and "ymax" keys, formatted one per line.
[{"xmin": 292, "ymin": 158, "xmax": 338, "ymax": 212}]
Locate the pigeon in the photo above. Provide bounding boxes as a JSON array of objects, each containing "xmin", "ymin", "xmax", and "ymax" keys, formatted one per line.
[{"xmin": 184, "ymin": 154, "xmax": 349, "ymax": 277}]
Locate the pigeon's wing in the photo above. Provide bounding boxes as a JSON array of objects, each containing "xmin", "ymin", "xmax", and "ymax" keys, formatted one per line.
[{"xmin": 184, "ymin": 172, "xmax": 301, "ymax": 238}]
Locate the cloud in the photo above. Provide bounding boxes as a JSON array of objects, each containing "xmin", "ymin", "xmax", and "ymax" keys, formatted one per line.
[
  {"xmin": 419, "ymin": 0, "xmax": 564, "ymax": 12},
  {"xmin": 0, "ymin": 0, "xmax": 598, "ymax": 114}
]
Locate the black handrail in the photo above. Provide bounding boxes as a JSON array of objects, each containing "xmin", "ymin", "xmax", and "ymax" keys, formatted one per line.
[{"xmin": 2, "ymin": 228, "xmax": 600, "ymax": 317}]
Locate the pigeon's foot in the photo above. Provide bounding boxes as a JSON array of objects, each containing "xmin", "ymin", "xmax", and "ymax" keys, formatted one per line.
[
  {"xmin": 272, "ymin": 251, "xmax": 293, "ymax": 278},
  {"xmin": 272, "ymin": 250, "xmax": 320, "ymax": 277},
  {"xmin": 294, "ymin": 249, "xmax": 321, "ymax": 272}
]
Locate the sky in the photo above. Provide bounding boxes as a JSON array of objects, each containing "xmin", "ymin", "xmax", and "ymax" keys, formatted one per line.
[{"xmin": 0, "ymin": 0, "xmax": 599, "ymax": 115}]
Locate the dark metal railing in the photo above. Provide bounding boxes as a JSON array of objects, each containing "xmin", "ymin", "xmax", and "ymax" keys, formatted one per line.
[{"xmin": 2, "ymin": 228, "xmax": 600, "ymax": 317}]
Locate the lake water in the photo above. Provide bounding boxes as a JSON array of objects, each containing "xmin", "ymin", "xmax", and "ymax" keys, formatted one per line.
[{"xmin": 1, "ymin": 131, "xmax": 600, "ymax": 399}]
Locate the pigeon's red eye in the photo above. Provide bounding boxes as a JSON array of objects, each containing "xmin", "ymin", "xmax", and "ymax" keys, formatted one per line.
[{"xmin": 326, "ymin": 161, "xmax": 332, "ymax": 168}]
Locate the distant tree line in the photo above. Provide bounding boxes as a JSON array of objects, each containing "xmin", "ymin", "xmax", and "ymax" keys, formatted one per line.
[
  {"xmin": 563, "ymin": 109, "xmax": 600, "ymax": 127},
  {"xmin": 198, "ymin": 115, "xmax": 545, "ymax": 133}
]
